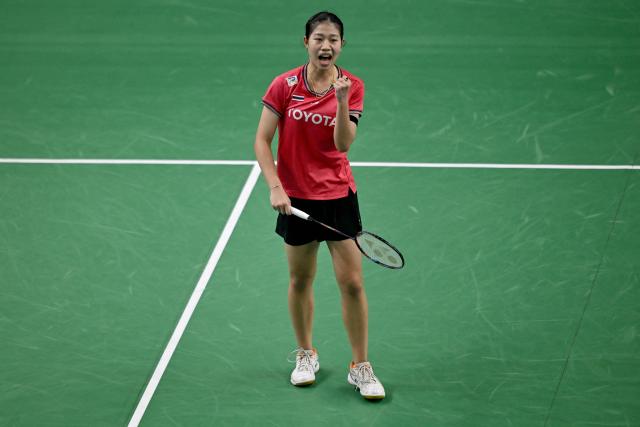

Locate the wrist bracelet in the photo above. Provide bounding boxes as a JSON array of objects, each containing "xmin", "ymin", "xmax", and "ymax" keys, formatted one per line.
[{"xmin": 270, "ymin": 184, "xmax": 281, "ymax": 190}]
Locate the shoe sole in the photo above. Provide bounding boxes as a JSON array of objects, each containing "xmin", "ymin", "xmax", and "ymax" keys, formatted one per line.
[
  {"xmin": 291, "ymin": 379, "xmax": 315, "ymax": 386},
  {"xmin": 347, "ymin": 374, "xmax": 385, "ymax": 400},
  {"xmin": 363, "ymin": 395, "xmax": 385, "ymax": 400}
]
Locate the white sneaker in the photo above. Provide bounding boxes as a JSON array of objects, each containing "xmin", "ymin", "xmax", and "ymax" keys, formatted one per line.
[
  {"xmin": 347, "ymin": 361, "xmax": 386, "ymax": 400},
  {"xmin": 290, "ymin": 348, "xmax": 319, "ymax": 386}
]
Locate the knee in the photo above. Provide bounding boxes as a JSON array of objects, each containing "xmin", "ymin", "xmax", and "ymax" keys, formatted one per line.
[
  {"xmin": 289, "ymin": 275, "xmax": 314, "ymax": 293},
  {"xmin": 337, "ymin": 274, "xmax": 364, "ymax": 298}
]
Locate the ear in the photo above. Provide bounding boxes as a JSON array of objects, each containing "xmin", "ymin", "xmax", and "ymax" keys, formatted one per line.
[
  {"xmin": 303, "ymin": 36, "xmax": 309, "ymax": 48},
  {"xmin": 342, "ymin": 39, "xmax": 347, "ymax": 47}
]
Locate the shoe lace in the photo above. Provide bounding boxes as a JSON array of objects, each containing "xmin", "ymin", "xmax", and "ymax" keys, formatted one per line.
[
  {"xmin": 354, "ymin": 363, "xmax": 378, "ymax": 384},
  {"xmin": 288, "ymin": 348, "xmax": 315, "ymax": 373}
]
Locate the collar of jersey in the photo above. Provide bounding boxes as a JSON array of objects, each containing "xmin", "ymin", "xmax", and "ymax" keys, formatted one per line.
[{"xmin": 302, "ymin": 63, "xmax": 343, "ymax": 97}]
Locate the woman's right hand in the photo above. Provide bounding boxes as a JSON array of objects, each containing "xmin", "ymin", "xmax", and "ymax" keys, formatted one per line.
[{"xmin": 270, "ymin": 186, "xmax": 292, "ymax": 215}]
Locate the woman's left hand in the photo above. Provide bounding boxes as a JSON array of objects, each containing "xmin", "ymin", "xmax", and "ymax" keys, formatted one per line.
[{"xmin": 333, "ymin": 76, "xmax": 351, "ymax": 103}]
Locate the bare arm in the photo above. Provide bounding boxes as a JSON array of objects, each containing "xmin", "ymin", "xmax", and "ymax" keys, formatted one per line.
[
  {"xmin": 254, "ymin": 106, "xmax": 292, "ymax": 215},
  {"xmin": 333, "ymin": 76, "xmax": 357, "ymax": 153}
]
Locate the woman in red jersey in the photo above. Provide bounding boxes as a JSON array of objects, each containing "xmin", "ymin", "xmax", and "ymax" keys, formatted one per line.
[{"xmin": 254, "ymin": 12, "xmax": 385, "ymax": 400}]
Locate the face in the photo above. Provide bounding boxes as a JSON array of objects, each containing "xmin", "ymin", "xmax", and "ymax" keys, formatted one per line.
[{"xmin": 304, "ymin": 21, "xmax": 344, "ymax": 71}]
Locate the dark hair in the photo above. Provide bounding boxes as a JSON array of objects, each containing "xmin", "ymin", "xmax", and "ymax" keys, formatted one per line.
[{"xmin": 305, "ymin": 11, "xmax": 344, "ymax": 39}]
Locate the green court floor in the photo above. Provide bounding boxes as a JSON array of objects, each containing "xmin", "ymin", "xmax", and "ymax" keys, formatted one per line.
[{"xmin": 1, "ymin": 1, "xmax": 639, "ymax": 426}]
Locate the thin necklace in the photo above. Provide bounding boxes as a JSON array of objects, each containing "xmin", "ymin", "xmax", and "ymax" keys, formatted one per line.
[{"xmin": 307, "ymin": 66, "xmax": 336, "ymax": 97}]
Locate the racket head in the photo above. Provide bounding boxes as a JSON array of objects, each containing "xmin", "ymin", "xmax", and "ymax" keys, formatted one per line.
[{"xmin": 354, "ymin": 231, "xmax": 405, "ymax": 269}]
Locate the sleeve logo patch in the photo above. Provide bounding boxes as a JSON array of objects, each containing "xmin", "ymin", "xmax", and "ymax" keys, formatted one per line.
[{"xmin": 286, "ymin": 75, "xmax": 298, "ymax": 87}]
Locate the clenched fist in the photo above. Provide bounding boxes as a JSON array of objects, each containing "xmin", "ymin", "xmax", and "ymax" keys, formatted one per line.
[{"xmin": 333, "ymin": 76, "xmax": 351, "ymax": 103}]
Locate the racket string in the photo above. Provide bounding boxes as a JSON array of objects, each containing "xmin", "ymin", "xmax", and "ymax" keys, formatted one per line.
[{"xmin": 355, "ymin": 232, "xmax": 404, "ymax": 269}]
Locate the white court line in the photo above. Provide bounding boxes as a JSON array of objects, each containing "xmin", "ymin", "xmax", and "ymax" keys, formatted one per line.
[
  {"xmin": 127, "ymin": 163, "xmax": 261, "ymax": 427},
  {"xmin": 350, "ymin": 161, "xmax": 639, "ymax": 170},
  {"xmin": 0, "ymin": 157, "xmax": 637, "ymax": 169}
]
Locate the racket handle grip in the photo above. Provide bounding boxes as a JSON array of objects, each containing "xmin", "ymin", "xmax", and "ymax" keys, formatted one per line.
[{"xmin": 290, "ymin": 207, "xmax": 310, "ymax": 220}]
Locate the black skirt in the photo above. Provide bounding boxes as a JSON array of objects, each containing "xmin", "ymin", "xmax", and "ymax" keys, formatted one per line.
[{"xmin": 276, "ymin": 190, "xmax": 362, "ymax": 246}]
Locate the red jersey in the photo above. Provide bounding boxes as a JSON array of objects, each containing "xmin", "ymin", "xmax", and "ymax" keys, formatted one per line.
[{"xmin": 262, "ymin": 64, "xmax": 364, "ymax": 200}]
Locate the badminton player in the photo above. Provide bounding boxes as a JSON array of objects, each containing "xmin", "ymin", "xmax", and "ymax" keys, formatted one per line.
[{"xmin": 254, "ymin": 11, "xmax": 385, "ymax": 400}]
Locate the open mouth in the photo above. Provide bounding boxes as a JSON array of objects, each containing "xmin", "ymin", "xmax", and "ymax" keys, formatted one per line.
[{"xmin": 318, "ymin": 53, "xmax": 333, "ymax": 65}]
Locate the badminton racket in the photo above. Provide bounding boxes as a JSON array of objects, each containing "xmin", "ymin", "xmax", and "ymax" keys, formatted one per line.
[{"xmin": 290, "ymin": 207, "xmax": 404, "ymax": 269}]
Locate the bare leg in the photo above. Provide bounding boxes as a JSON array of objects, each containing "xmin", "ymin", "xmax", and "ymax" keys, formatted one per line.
[
  {"xmin": 285, "ymin": 241, "xmax": 320, "ymax": 350},
  {"xmin": 327, "ymin": 239, "xmax": 368, "ymax": 363}
]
